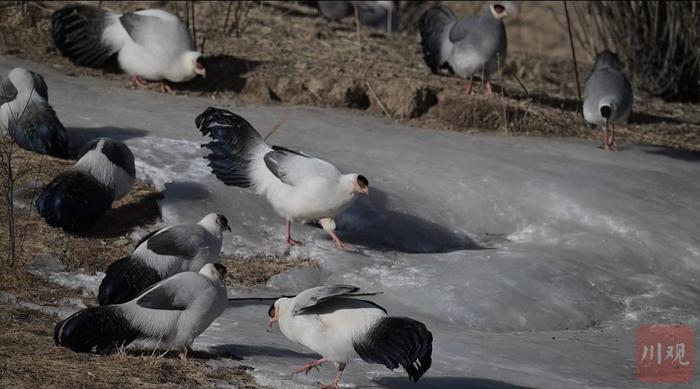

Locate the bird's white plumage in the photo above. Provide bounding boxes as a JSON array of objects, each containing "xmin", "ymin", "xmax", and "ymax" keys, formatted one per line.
[
  {"xmin": 73, "ymin": 139, "xmax": 135, "ymax": 201},
  {"xmin": 0, "ymin": 68, "xmax": 45, "ymax": 130}
]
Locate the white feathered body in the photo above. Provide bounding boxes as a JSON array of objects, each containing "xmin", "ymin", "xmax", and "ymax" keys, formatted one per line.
[
  {"xmin": 278, "ymin": 297, "xmax": 386, "ymax": 364},
  {"xmin": 73, "ymin": 143, "xmax": 135, "ymax": 201}
]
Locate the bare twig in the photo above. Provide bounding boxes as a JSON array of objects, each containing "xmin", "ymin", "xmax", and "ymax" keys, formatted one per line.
[
  {"xmin": 365, "ymin": 82, "xmax": 392, "ymax": 119},
  {"xmin": 353, "ymin": 5, "xmax": 362, "ymax": 63},
  {"xmin": 563, "ymin": 1, "xmax": 583, "ymax": 115},
  {"xmin": 263, "ymin": 115, "xmax": 289, "ymax": 141}
]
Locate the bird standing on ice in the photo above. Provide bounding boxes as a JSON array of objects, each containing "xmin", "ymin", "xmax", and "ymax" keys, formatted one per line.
[
  {"xmin": 0, "ymin": 68, "xmax": 68, "ymax": 158},
  {"xmin": 36, "ymin": 138, "xmax": 135, "ymax": 233},
  {"xmin": 268, "ymin": 285, "xmax": 433, "ymax": 388},
  {"xmin": 51, "ymin": 5, "xmax": 206, "ymax": 92},
  {"xmin": 55, "ymin": 263, "xmax": 228, "ymax": 358},
  {"xmin": 419, "ymin": 3, "xmax": 508, "ymax": 95},
  {"xmin": 197, "ymin": 107, "xmax": 369, "ymax": 252},
  {"xmin": 583, "ymin": 50, "xmax": 633, "ymax": 151},
  {"xmin": 98, "ymin": 213, "xmax": 231, "ymax": 306}
]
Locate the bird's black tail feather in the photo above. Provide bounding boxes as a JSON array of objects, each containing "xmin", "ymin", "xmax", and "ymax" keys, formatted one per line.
[
  {"xmin": 7, "ymin": 103, "xmax": 69, "ymax": 159},
  {"xmin": 35, "ymin": 171, "xmax": 113, "ymax": 233},
  {"xmin": 196, "ymin": 107, "xmax": 265, "ymax": 188},
  {"xmin": 52, "ymin": 5, "xmax": 118, "ymax": 68},
  {"xmin": 418, "ymin": 5, "xmax": 456, "ymax": 74},
  {"xmin": 354, "ymin": 316, "xmax": 433, "ymax": 382},
  {"xmin": 54, "ymin": 305, "xmax": 141, "ymax": 353},
  {"xmin": 98, "ymin": 256, "xmax": 162, "ymax": 306}
]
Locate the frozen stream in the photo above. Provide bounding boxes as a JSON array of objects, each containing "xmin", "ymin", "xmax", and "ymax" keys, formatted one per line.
[{"xmin": 3, "ymin": 56, "xmax": 699, "ymax": 388}]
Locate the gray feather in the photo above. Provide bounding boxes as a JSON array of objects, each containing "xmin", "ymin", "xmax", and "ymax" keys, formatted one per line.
[
  {"xmin": 136, "ymin": 282, "xmax": 188, "ymax": 310},
  {"xmin": 292, "ymin": 284, "xmax": 360, "ymax": 315},
  {"xmin": 146, "ymin": 225, "xmax": 206, "ymax": 258},
  {"xmin": 29, "ymin": 71, "xmax": 48, "ymax": 100},
  {"xmin": 0, "ymin": 77, "xmax": 18, "ymax": 105}
]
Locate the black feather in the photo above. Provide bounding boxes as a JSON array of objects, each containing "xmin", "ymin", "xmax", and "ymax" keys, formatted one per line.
[
  {"xmin": 197, "ymin": 107, "xmax": 265, "ymax": 188},
  {"xmin": 35, "ymin": 170, "xmax": 113, "ymax": 233},
  {"xmin": 77, "ymin": 138, "xmax": 135, "ymax": 176},
  {"xmin": 98, "ymin": 256, "xmax": 162, "ymax": 306},
  {"xmin": 7, "ymin": 102, "xmax": 69, "ymax": 158},
  {"xmin": 353, "ymin": 317, "xmax": 433, "ymax": 382},
  {"xmin": 54, "ymin": 305, "xmax": 141, "ymax": 353},
  {"xmin": 418, "ymin": 5, "xmax": 457, "ymax": 74},
  {"xmin": 52, "ymin": 5, "xmax": 118, "ymax": 68}
]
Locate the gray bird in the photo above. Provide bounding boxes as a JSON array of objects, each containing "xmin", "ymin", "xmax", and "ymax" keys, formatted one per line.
[
  {"xmin": 98, "ymin": 213, "xmax": 231, "ymax": 306},
  {"xmin": 0, "ymin": 68, "xmax": 68, "ymax": 158},
  {"xmin": 317, "ymin": 1, "xmax": 398, "ymax": 32},
  {"xmin": 55, "ymin": 263, "xmax": 228, "ymax": 358},
  {"xmin": 583, "ymin": 50, "xmax": 633, "ymax": 151},
  {"xmin": 419, "ymin": 3, "xmax": 508, "ymax": 95},
  {"xmin": 268, "ymin": 285, "xmax": 433, "ymax": 389}
]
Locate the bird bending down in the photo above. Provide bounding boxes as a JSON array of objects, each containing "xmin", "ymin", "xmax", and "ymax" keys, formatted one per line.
[
  {"xmin": 268, "ymin": 285, "xmax": 433, "ymax": 388},
  {"xmin": 35, "ymin": 138, "xmax": 135, "ymax": 233},
  {"xmin": 51, "ymin": 5, "xmax": 206, "ymax": 89},
  {"xmin": 419, "ymin": 3, "xmax": 508, "ymax": 96},
  {"xmin": 583, "ymin": 50, "xmax": 633, "ymax": 151},
  {"xmin": 98, "ymin": 213, "xmax": 231, "ymax": 306},
  {"xmin": 0, "ymin": 68, "xmax": 68, "ymax": 158},
  {"xmin": 197, "ymin": 107, "xmax": 369, "ymax": 252},
  {"xmin": 55, "ymin": 263, "xmax": 228, "ymax": 357}
]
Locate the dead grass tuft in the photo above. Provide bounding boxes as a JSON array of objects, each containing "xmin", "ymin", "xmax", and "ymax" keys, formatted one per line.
[{"xmin": 222, "ymin": 255, "xmax": 319, "ymax": 288}]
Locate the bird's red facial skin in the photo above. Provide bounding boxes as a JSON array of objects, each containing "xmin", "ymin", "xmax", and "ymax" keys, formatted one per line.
[{"xmin": 195, "ymin": 60, "xmax": 207, "ymax": 78}]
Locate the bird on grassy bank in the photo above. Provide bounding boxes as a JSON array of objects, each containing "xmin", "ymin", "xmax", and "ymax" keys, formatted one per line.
[
  {"xmin": 268, "ymin": 285, "xmax": 433, "ymax": 388},
  {"xmin": 36, "ymin": 138, "xmax": 135, "ymax": 234},
  {"xmin": 51, "ymin": 4, "xmax": 206, "ymax": 93},
  {"xmin": 98, "ymin": 213, "xmax": 230, "ymax": 306},
  {"xmin": 0, "ymin": 68, "xmax": 68, "ymax": 158},
  {"xmin": 197, "ymin": 107, "xmax": 369, "ymax": 252},
  {"xmin": 419, "ymin": 3, "xmax": 508, "ymax": 96},
  {"xmin": 583, "ymin": 50, "xmax": 633, "ymax": 151},
  {"xmin": 55, "ymin": 263, "xmax": 227, "ymax": 357}
]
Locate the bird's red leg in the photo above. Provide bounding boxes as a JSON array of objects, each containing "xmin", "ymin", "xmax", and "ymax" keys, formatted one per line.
[
  {"xmin": 292, "ymin": 358, "xmax": 326, "ymax": 375},
  {"xmin": 130, "ymin": 75, "xmax": 148, "ymax": 89},
  {"xmin": 484, "ymin": 80, "xmax": 493, "ymax": 96},
  {"xmin": 286, "ymin": 220, "xmax": 302, "ymax": 246},
  {"xmin": 328, "ymin": 230, "xmax": 358, "ymax": 252},
  {"xmin": 319, "ymin": 365, "xmax": 345, "ymax": 389},
  {"xmin": 465, "ymin": 77, "xmax": 474, "ymax": 95},
  {"xmin": 608, "ymin": 124, "xmax": 618, "ymax": 150},
  {"xmin": 160, "ymin": 80, "xmax": 175, "ymax": 94}
]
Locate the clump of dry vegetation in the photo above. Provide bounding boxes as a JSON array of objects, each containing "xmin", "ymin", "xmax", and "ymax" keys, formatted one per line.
[{"xmin": 222, "ymin": 255, "xmax": 319, "ymax": 288}]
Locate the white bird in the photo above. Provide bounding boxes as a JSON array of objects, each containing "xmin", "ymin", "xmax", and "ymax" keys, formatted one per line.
[
  {"xmin": 419, "ymin": 3, "xmax": 508, "ymax": 95},
  {"xmin": 583, "ymin": 50, "xmax": 633, "ymax": 151},
  {"xmin": 268, "ymin": 285, "xmax": 433, "ymax": 388},
  {"xmin": 98, "ymin": 213, "xmax": 231, "ymax": 306},
  {"xmin": 55, "ymin": 263, "xmax": 228, "ymax": 358},
  {"xmin": 197, "ymin": 107, "xmax": 369, "ymax": 252},
  {"xmin": 51, "ymin": 4, "xmax": 206, "ymax": 92},
  {"xmin": 0, "ymin": 68, "xmax": 68, "ymax": 158},
  {"xmin": 35, "ymin": 138, "xmax": 135, "ymax": 233}
]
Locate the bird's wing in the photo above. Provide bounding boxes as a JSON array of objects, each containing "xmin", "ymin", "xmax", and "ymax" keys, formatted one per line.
[
  {"xmin": 292, "ymin": 285, "xmax": 360, "ymax": 315},
  {"xmin": 0, "ymin": 77, "xmax": 18, "ymax": 105},
  {"xmin": 448, "ymin": 14, "xmax": 480, "ymax": 43},
  {"xmin": 146, "ymin": 224, "xmax": 206, "ymax": 258},
  {"xmin": 135, "ymin": 272, "xmax": 211, "ymax": 311},
  {"xmin": 27, "ymin": 71, "xmax": 48, "ymax": 100},
  {"xmin": 263, "ymin": 145, "xmax": 342, "ymax": 186},
  {"xmin": 120, "ymin": 11, "xmax": 194, "ymax": 52},
  {"xmin": 418, "ymin": 5, "xmax": 457, "ymax": 73},
  {"xmin": 197, "ymin": 107, "xmax": 274, "ymax": 189}
]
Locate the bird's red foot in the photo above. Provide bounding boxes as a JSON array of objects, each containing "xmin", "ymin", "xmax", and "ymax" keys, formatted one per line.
[
  {"xmin": 293, "ymin": 359, "xmax": 325, "ymax": 375},
  {"xmin": 287, "ymin": 237, "xmax": 303, "ymax": 246},
  {"xmin": 160, "ymin": 81, "xmax": 175, "ymax": 94},
  {"xmin": 130, "ymin": 75, "xmax": 148, "ymax": 89}
]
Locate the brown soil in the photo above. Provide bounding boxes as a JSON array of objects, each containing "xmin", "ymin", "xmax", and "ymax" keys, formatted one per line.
[{"xmin": 1, "ymin": 1, "xmax": 699, "ymax": 151}]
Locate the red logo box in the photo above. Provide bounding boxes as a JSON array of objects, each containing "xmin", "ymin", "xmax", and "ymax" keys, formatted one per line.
[{"xmin": 637, "ymin": 324, "xmax": 695, "ymax": 383}]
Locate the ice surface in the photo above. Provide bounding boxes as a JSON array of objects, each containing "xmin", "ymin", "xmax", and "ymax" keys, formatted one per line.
[{"xmin": 3, "ymin": 56, "xmax": 699, "ymax": 388}]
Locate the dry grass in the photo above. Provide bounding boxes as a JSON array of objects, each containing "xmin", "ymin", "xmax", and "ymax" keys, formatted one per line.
[
  {"xmin": 1, "ymin": 1, "xmax": 698, "ymax": 150},
  {"xmin": 0, "ymin": 303, "xmax": 257, "ymax": 388},
  {"xmin": 222, "ymin": 255, "xmax": 319, "ymax": 288}
]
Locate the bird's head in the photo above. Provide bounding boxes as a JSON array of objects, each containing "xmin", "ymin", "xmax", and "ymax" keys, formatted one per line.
[
  {"xmin": 593, "ymin": 50, "xmax": 621, "ymax": 72},
  {"xmin": 490, "ymin": 3, "xmax": 508, "ymax": 19},
  {"xmin": 267, "ymin": 297, "xmax": 291, "ymax": 332},
  {"xmin": 216, "ymin": 214, "xmax": 232, "ymax": 232},
  {"xmin": 200, "ymin": 263, "xmax": 227, "ymax": 282},
  {"xmin": 185, "ymin": 51, "xmax": 207, "ymax": 79},
  {"xmin": 351, "ymin": 174, "xmax": 369, "ymax": 196}
]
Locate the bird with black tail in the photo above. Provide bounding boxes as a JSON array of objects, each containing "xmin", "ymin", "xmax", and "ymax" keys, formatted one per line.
[
  {"xmin": 583, "ymin": 50, "xmax": 633, "ymax": 151},
  {"xmin": 36, "ymin": 138, "xmax": 135, "ymax": 233},
  {"xmin": 98, "ymin": 213, "xmax": 231, "ymax": 306},
  {"xmin": 55, "ymin": 263, "xmax": 228, "ymax": 357},
  {"xmin": 0, "ymin": 68, "xmax": 68, "ymax": 158},
  {"xmin": 268, "ymin": 285, "xmax": 433, "ymax": 388}
]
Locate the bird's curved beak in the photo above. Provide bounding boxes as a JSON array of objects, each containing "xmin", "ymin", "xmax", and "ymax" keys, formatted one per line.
[
  {"xmin": 225, "ymin": 225, "xmax": 231, "ymax": 232},
  {"xmin": 360, "ymin": 187, "xmax": 369, "ymax": 196}
]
